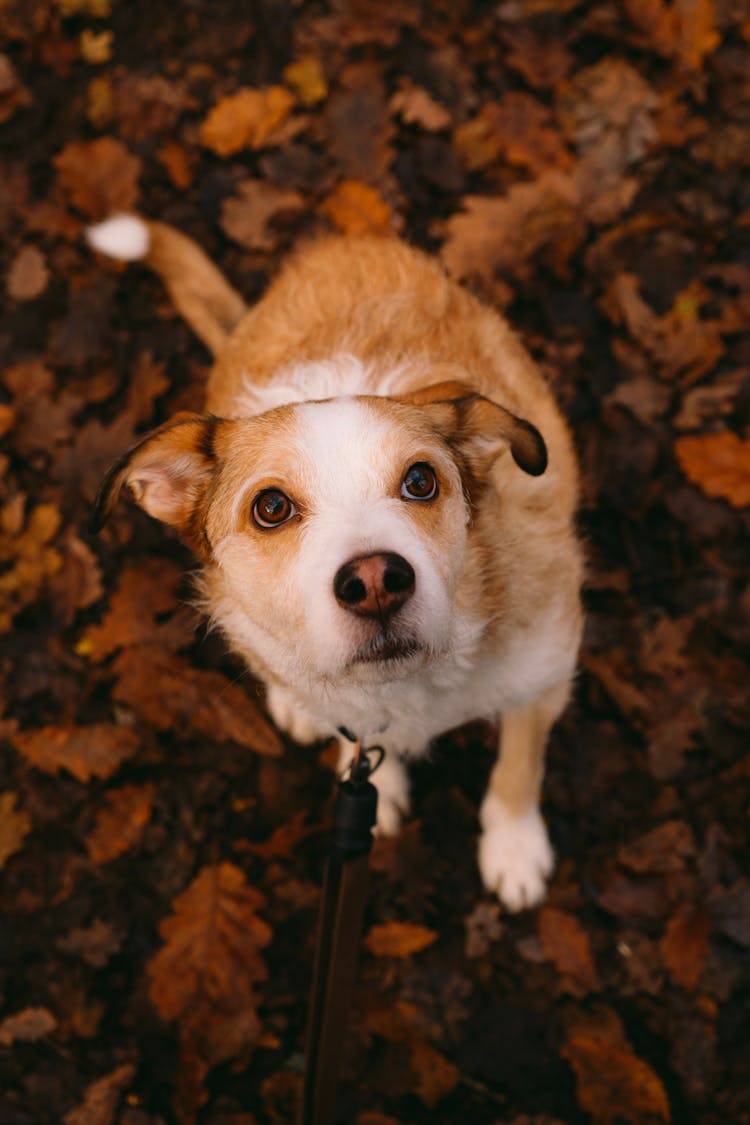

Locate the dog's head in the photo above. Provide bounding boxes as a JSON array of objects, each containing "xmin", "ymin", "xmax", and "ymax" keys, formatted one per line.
[{"xmin": 92, "ymin": 384, "xmax": 546, "ymax": 686}]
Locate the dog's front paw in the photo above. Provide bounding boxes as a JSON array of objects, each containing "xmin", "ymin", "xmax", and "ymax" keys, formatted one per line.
[
  {"xmin": 477, "ymin": 795, "xmax": 554, "ymax": 912},
  {"xmin": 265, "ymin": 683, "xmax": 330, "ymax": 744}
]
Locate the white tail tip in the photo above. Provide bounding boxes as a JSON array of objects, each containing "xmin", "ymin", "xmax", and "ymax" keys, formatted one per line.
[{"xmin": 86, "ymin": 214, "xmax": 150, "ymax": 261}]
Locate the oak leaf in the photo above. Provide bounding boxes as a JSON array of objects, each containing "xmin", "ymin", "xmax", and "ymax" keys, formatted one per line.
[
  {"xmin": 54, "ymin": 137, "xmax": 141, "ymax": 220},
  {"xmin": 675, "ymin": 431, "xmax": 750, "ymax": 508},
  {"xmin": 660, "ymin": 903, "xmax": 709, "ymax": 990},
  {"xmin": 365, "ymin": 921, "xmax": 438, "ymax": 958},
  {"xmin": 562, "ymin": 1008, "xmax": 671, "ymax": 1123},
  {"xmin": 537, "ymin": 907, "xmax": 600, "ymax": 995},
  {"xmin": 13, "ymin": 723, "xmax": 140, "ymax": 782},
  {"xmin": 86, "ymin": 783, "xmax": 156, "ymax": 864},
  {"xmin": 200, "ymin": 87, "xmax": 294, "ymax": 157},
  {"xmin": 321, "ymin": 180, "xmax": 391, "ymax": 235},
  {"xmin": 0, "ymin": 791, "xmax": 31, "ymax": 869},
  {"xmin": 221, "ymin": 179, "xmax": 306, "ymax": 251}
]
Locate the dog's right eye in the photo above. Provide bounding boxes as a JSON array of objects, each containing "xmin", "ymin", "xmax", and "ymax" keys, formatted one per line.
[{"xmin": 252, "ymin": 489, "xmax": 296, "ymax": 528}]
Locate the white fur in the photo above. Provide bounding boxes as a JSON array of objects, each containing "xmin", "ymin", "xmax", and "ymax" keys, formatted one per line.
[
  {"xmin": 477, "ymin": 794, "xmax": 554, "ymax": 912},
  {"xmin": 236, "ymin": 355, "xmax": 421, "ymax": 415},
  {"xmin": 87, "ymin": 215, "xmax": 150, "ymax": 261}
]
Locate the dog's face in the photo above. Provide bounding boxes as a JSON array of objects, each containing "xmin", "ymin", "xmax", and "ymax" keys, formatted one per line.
[{"xmin": 93, "ymin": 386, "xmax": 546, "ymax": 686}]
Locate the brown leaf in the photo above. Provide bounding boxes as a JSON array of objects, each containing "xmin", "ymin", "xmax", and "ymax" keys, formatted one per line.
[
  {"xmin": 0, "ymin": 791, "xmax": 31, "ymax": 870},
  {"xmin": 660, "ymin": 903, "xmax": 710, "ymax": 990},
  {"xmin": 321, "ymin": 180, "xmax": 391, "ymax": 236},
  {"xmin": 410, "ymin": 1039, "xmax": 459, "ymax": 1108},
  {"xmin": 62, "ymin": 1063, "xmax": 136, "ymax": 1125},
  {"xmin": 326, "ymin": 62, "xmax": 394, "ymax": 184},
  {"xmin": 200, "ymin": 87, "xmax": 295, "ymax": 157},
  {"xmin": 364, "ymin": 921, "xmax": 438, "ymax": 958},
  {"xmin": 675, "ymin": 431, "xmax": 750, "ymax": 508},
  {"xmin": 0, "ymin": 1006, "xmax": 57, "ymax": 1046},
  {"xmin": 562, "ymin": 1007, "xmax": 671, "ymax": 1123},
  {"xmin": 77, "ymin": 558, "xmax": 191, "ymax": 662},
  {"xmin": 221, "ymin": 180, "xmax": 306, "ymax": 251},
  {"xmin": 537, "ymin": 907, "xmax": 600, "ymax": 995},
  {"xmin": 440, "ymin": 172, "xmax": 583, "ymax": 283},
  {"xmin": 48, "ymin": 533, "xmax": 104, "ymax": 627},
  {"xmin": 54, "ymin": 137, "xmax": 141, "ymax": 220},
  {"xmin": 6, "ymin": 245, "xmax": 49, "ymax": 300},
  {"xmin": 390, "ymin": 79, "xmax": 451, "ymax": 131},
  {"xmin": 0, "ymin": 53, "xmax": 31, "ymax": 123},
  {"xmin": 617, "ymin": 820, "xmax": 697, "ymax": 875},
  {"xmin": 112, "ymin": 646, "xmax": 283, "ymax": 755},
  {"xmin": 57, "ymin": 918, "xmax": 123, "ymax": 967},
  {"xmin": 624, "ymin": 0, "xmax": 720, "ymax": 69},
  {"xmin": 85, "ymin": 783, "xmax": 156, "ymax": 864},
  {"xmin": 454, "ymin": 95, "xmax": 570, "ymax": 174},
  {"xmin": 463, "ymin": 900, "xmax": 504, "ymax": 959},
  {"xmin": 13, "ymin": 723, "xmax": 140, "ymax": 782},
  {"xmin": 246, "ymin": 810, "xmax": 316, "ymax": 860},
  {"xmin": 156, "ymin": 139, "xmax": 195, "ymax": 190}
]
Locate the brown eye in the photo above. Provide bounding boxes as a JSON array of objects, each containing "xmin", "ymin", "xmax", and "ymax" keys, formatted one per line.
[
  {"xmin": 252, "ymin": 488, "xmax": 296, "ymax": 528},
  {"xmin": 401, "ymin": 463, "xmax": 438, "ymax": 501}
]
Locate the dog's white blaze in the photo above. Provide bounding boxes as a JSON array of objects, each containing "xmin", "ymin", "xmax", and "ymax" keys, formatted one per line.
[{"xmin": 236, "ymin": 354, "xmax": 421, "ymax": 415}]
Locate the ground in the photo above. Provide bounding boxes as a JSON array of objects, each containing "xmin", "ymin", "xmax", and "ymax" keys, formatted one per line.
[{"xmin": 1, "ymin": 1, "xmax": 749, "ymax": 1123}]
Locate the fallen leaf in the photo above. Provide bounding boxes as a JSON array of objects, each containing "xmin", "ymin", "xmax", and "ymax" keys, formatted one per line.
[
  {"xmin": 48, "ymin": 533, "xmax": 104, "ymax": 627},
  {"xmin": 0, "ymin": 1006, "xmax": 57, "ymax": 1046},
  {"xmin": 390, "ymin": 79, "xmax": 451, "ymax": 131},
  {"xmin": 283, "ymin": 57, "xmax": 327, "ymax": 106},
  {"xmin": 410, "ymin": 1039, "xmax": 459, "ymax": 1108},
  {"xmin": 454, "ymin": 94, "xmax": 570, "ymax": 174},
  {"xmin": 624, "ymin": 0, "xmax": 720, "ymax": 69},
  {"xmin": 221, "ymin": 179, "xmax": 306, "ymax": 251},
  {"xmin": 321, "ymin": 179, "xmax": 391, "ymax": 235},
  {"xmin": 617, "ymin": 820, "xmax": 697, "ymax": 875},
  {"xmin": 54, "ymin": 137, "xmax": 141, "ymax": 220},
  {"xmin": 85, "ymin": 783, "xmax": 156, "ymax": 864},
  {"xmin": 62, "ymin": 1063, "xmax": 135, "ymax": 1125},
  {"xmin": 13, "ymin": 723, "xmax": 140, "ymax": 782},
  {"xmin": 675, "ymin": 431, "xmax": 750, "ymax": 508},
  {"xmin": 79, "ymin": 28, "xmax": 112, "ymax": 65},
  {"xmin": 156, "ymin": 138, "xmax": 195, "ymax": 190},
  {"xmin": 463, "ymin": 900, "xmax": 504, "ymax": 959},
  {"xmin": 562, "ymin": 1007, "xmax": 671, "ymax": 1123},
  {"xmin": 326, "ymin": 62, "xmax": 394, "ymax": 184},
  {"xmin": 57, "ymin": 918, "xmax": 123, "ymax": 967},
  {"xmin": 365, "ymin": 921, "xmax": 438, "ymax": 958},
  {"xmin": 246, "ymin": 810, "xmax": 316, "ymax": 860},
  {"xmin": 114, "ymin": 72, "xmax": 196, "ymax": 143},
  {"xmin": 200, "ymin": 87, "xmax": 294, "ymax": 157},
  {"xmin": 0, "ymin": 790, "xmax": 31, "ymax": 869},
  {"xmin": 6, "ymin": 244, "xmax": 49, "ymax": 300},
  {"xmin": 537, "ymin": 907, "xmax": 600, "ymax": 995},
  {"xmin": 0, "ymin": 53, "xmax": 31, "ymax": 123},
  {"xmin": 112, "ymin": 645, "xmax": 282, "ymax": 754},
  {"xmin": 660, "ymin": 903, "xmax": 709, "ymax": 990}
]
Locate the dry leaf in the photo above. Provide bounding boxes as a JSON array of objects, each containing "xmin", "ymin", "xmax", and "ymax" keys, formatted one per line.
[
  {"xmin": 562, "ymin": 1007, "xmax": 671, "ymax": 1123},
  {"xmin": 246, "ymin": 810, "xmax": 316, "ymax": 860},
  {"xmin": 156, "ymin": 139, "xmax": 195, "ymax": 190},
  {"xmin": 57, "ymin": 918, "xmax": 123, "ymax": 967},
  {"xmin": 54, "ymin": 137, "xmax": 141, "ymax": 220},
  {"xmin": 0, "ymin": 53, "xmax": 31, "ymax": 123},
  {"xmin": 365, "ymin": 921, "xmax": 438, "ymax": 958},
  {"xmin": 0, "ymin": 790, "xmax": 31, "ymax": 869},
  {"xmin": 321, "ymin": 180, "xmax": 391, "ymax": 235},
  {"xmin": 537, "ymin": 907, "xmax": 600, "ymax": 995},
  {"xmin": 390, "ymin": 79, "xmax": 451, "ymax": 131},
  {"xmin": 675, "ymin": 431, "xmax": 750, "ymax": 508},
  {"xmin": 221, "ymin": 180, "xmax": 306, "ymax": 251},
  {"xmin": 283, "ymin": 57, "xmax": 327, "ymax": 106},
  {"xmin": 660, "ymin": 903, "xmax": 709, "ymax": 990},
  {"xmin": 326, "ymin": 62, "xmax": 394, "ymax": 183},
  {"xmin": 454, "ymin": 94, "xmax": 570, "ymax": 174},
  {"xmin": 62, "ymin": 1063, "xmax": 135, "ymax": 1125},
  {"xmin": 200, "ymin": 87, "xmax": 294, "ymax": 157},
  {"xmin": 86, "ymin": 783, "xmax": 156, "ymax": 864},
  {"xmin": 6, "ymin": 245, "xmax": 49, "ymax": 300},
  {"xmin": 0, "ymin": 1006, "xmax": 57, "ymax": 1046},
  {"xmin": 410, "ymin": 1039, "xmax": 459, "ymax": 1108},
  {"xmin": 112, "ymin": 645, "xmax": 282, "ymax": 755},
  {"xmin": 13, "ymin": 724, "xmax": 140, "ymax": 782},
  {"xmin": 618, "ymin": 820, "xmax": 696, "ymax": 875}
]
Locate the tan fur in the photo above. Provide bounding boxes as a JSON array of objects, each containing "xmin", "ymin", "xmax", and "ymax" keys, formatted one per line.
[{"xmin": 92, "ymin": 218, "xmax": 583, "ymax": 911}]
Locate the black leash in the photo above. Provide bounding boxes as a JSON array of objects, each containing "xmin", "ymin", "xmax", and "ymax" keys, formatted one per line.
[{"xmin": 299, "ymin": 729, "xmax": 382, "ymax": 1125}]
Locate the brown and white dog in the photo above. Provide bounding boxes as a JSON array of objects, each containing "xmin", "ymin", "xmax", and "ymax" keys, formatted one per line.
[{"xmin": 88, "ymin": 215, "xmax": 583, "ymax": 911}]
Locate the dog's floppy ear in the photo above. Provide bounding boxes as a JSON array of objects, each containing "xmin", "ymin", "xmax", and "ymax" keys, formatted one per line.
[
  {"xmin": 398, "ymin": 381, "xmax": 547, "ymax": 477},
  {"xmin": 90, "ymin": 413, "xmax": 222, "ymax": 539}
]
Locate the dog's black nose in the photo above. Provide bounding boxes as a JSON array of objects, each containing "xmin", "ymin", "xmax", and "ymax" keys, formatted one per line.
[{"xmin": 333, "ymin": 552, "xmax": 415, "ymax": 620}]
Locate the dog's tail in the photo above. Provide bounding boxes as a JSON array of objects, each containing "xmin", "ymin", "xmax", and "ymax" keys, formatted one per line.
[{"xmin": 86, "ymin": 214, "xmax": 247, "ymax": 357}]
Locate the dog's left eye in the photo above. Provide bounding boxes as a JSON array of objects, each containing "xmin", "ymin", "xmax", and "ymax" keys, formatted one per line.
[
  {"xmin": 252, "ymin": 489, "xmax": 296, "ymax": 528},
  {"xmin": 401, "ymin": 463, "xmax": 438, "ymax": 501}
]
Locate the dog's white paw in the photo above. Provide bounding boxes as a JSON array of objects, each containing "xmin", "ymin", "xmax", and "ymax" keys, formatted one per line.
[
  {"xmin": 339, "ymin": 741, "xmax": 409, "ymax": 836},
  {"xmin": 265, "ymin": 683, "xmax": 329, "ymax": 744},
  {"xmin": 477, "ymin": 795, "xmax": 554, "ymax": 912}
]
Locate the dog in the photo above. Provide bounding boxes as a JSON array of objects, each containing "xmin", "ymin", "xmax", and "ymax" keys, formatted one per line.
[{"xmin": 88, "ymin": 214, "xmax": 583, "ymax": 911}]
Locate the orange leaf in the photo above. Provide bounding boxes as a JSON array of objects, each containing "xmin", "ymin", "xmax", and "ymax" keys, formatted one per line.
[
  {"xmin": 62, "ymin": 1063, "xmax": 135, "ymax": 1125},
  {"xmin": 321, "ymin": 180, "xmax": 391, "ymax": 235},
  {"xmin": 86, "ymin": 783, "xmax": 156, "ymax": 864},
  {"xmin": 675, "ymin": 431, "xmax": 750, "ymax": 508},
  {"xmin": 13, "ymin": 724, "xmax": 140, "ymax": 782},
  {"xmin": 54, "ymin": 137, "xmax": 141, "ymax": 220},
  {"xmin": 0, "ymin": 791, "xmax": 31, "ymax": 870},
  {"xmin": 537, "ymin": 907, "xmax": 600, "ymax": 995},
  {"xmin": 200, "ymin": 87, "xmax": 294, "ymax": 157},
  {"xmin": 410, "ymin": 1040, "xmax": 459, "ymax": 1108},
  {"xmin": 660, "ymin": 903, "xmax": 710, "ymax": 990},
  {"xmin": 364, "ymin": 921, "xmax": 438, "ymax": 958},
  {"xmin": 283, "ymin": 57, "xmax": 327, "ymax": 106}
]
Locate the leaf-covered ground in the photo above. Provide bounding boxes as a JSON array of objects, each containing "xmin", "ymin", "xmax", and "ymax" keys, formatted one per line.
[{"xmin": 1, "ymin": 2, "xmax": 749, "ymax": 1123}]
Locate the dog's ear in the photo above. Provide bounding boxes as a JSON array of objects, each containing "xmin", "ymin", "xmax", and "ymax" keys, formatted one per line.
[
  {"xmin": 398, "ymin": 382, "xmax": 547, "ymax": 478},
  {"xmin": 90, "ymin": 413, "xmax": 221, "ymax": 541}
]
